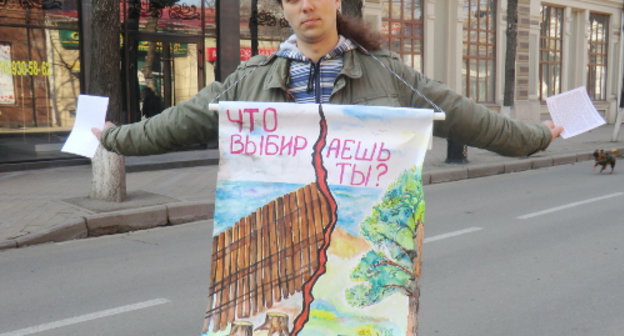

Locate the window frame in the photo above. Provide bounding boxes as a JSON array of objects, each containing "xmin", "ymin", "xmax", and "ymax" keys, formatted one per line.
[
  {"xmin": 462, "ymin": 0, "xmax": 497, "ymax": 104},
  {"xmin": 587, "ymin": 12, "xmax": 609, "ymax": 101},
  {"xmin": 538, "ymin": 4, "xmax": 564, "ymax": 101},
  {"xmin": 381, "ymin": 0, "xmax": 424, "ymax": 72}
]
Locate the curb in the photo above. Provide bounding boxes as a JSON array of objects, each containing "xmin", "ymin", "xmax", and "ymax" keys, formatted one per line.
[
  {"xmin": 2, "ymin": 148, "xmax": 622, "ymax": 251},
  {"xmin": 15, "ymin": 218, "xmax": 88, "ymax": 248},
  {"xmin": 424, "ymin": 149, "xmax": 622, "ymax": 185},
  {"xmin": 0, "ymin": 201, "xmax": 214, "ymax": 251}
]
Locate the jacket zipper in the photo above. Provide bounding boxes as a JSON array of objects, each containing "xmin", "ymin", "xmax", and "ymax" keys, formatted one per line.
[{"xmin": 314, "ymin": 61, "xmax": 321, "ymax": 104}]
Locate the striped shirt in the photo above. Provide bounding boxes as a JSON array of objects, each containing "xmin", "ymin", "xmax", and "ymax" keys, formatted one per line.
[{"xmin": 276, "ymin": 35, "xmax": 357, "ymax": 104}]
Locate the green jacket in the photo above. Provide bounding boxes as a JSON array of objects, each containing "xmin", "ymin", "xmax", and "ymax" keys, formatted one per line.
[{"xmin": 102, "ymin": 48, "xmax": 551, "ymax": 156}]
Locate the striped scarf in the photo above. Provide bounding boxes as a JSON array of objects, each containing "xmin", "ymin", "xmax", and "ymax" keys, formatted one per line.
[{"xmin": 276, "ymin": 35, "xmax": 357, "ymax": 104}]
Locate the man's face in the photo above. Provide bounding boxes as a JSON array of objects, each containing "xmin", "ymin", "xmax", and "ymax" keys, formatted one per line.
[{"xmin": 281, "ymin": 0, "xmax": 340, "ymax": 45}]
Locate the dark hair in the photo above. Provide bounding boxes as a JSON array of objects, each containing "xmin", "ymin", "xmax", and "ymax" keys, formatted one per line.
[
  {"xmin": 336, "ymin": 13, "xmax": 381, "ymax": 51},
  {"xmin": 271, "ymin": 0, "xmax": 382, "ymax": 51}
]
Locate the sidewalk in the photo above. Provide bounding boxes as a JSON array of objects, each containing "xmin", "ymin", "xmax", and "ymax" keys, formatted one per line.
[{"xmin": 1, "ymin": 124, "xmax": 622, "ymax": 251}]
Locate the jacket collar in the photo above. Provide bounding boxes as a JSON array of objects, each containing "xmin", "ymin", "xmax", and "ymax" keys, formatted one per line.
[
  {"xmin": 276, "ymin": 34, "xmax": 357, "ymax": 62},
  {"xmin": 340, "ymin": 48, "xmax": 363, "ymax": 79},
  {"xmin": 262, "ymin": 38, "xmax": 369, "ymax": 95},
  {"xmin": 264, "ymin": 54, "xmax": 290, "ymax": 91},
  {"xmin": 264, "ymin": 48, "xmax": 365, "ymax": 91}
]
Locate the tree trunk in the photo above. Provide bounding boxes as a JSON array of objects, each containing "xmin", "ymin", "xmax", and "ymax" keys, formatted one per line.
[
  {"xmin": 406, "ymin": 220, "xmax": 425, "ymax": 335},
  {"xmin": 503, "ymin": 0, "xmax": 518, "ymax": 107},
  {"xmin": 406, "ymin": 283, "xmax": 421, "ymax": 336},
  {"xmin": 85, "ymin": 0, "xmax": 127, "ymax": 202},
  {"xmin": 91, "ymin": 146, "xmax": 126, "ymax": 202}
]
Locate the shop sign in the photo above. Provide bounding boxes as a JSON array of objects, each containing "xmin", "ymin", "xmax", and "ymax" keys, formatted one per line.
[
  {"xmin": 0, "ymin": 60, "xmax": 51, "ymax": 77},
  {"xmin": 60, "ymin": 30, "xmax": 80, "ymax": 49},
  {"xmin": 59, "ymin": 30, "xmax": 189, "ymax": 56},
  {"xmin": 206, "ymin": 47, "xmax": 276, "ymax": 62}
]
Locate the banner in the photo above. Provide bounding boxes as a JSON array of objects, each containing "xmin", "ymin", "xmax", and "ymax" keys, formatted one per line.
[{"xmin": 203, "ymin": 102, "xmax": 434, "ymax": 336}]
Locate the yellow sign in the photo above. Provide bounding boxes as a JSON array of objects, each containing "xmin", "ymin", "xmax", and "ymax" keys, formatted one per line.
[
  {"xmin": 0, "ymin": 60, "xmax": 50, "ymax": 76},
  {"xmin": 60, "ymin": 30, "xmax": 188, "ymax": 56}
]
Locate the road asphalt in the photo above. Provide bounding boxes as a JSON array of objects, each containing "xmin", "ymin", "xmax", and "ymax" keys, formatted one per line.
[{"xmin": 1, "ymin": 124, "xmax": 622, "ymax": 251}]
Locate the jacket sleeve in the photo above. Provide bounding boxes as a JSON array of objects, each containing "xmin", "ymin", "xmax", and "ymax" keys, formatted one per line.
[
  {"xmin": 397, "ymin": 63, "xmax": 551, "ymax": 157},
  {"xmin": 101, "ymin": 82, "xmax": 225, "ymax": 156},
  {"xmin": 101, "ymin": 55, "xmax": 273, "ymax": 156}
]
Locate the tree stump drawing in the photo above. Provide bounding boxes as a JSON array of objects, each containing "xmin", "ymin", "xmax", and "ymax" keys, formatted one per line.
[
  {"xmin": 255, "ymin": 312, "xmax": 289, "ymax": 336},
  {"xmin": 227, "ymin": 321, "xmax": 253, "ymax": 336}
]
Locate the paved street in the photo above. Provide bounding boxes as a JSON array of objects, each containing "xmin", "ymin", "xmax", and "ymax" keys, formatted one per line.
[
  {"xmin": 0, "ymin": 221, "xmax": 213, "ymax": 336},
  {"xmin": 1, "ymin": 162, "xmax": 623, "ymax": 335},
  {"xmin": 420, "ymin": 163, "xmax": 624, "ymax": 336}
]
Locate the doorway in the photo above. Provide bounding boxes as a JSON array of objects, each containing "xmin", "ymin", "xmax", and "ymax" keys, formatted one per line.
[{"xmin": 124, "ymin": 32, "xmax": 205, "ymax": 123}]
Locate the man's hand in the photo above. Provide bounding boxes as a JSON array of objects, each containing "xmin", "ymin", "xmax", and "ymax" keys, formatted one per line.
[
  {"xmin": 91, "ymin": 121, "xmax": 116, "ymax": 142},
  {"xmin": 542, "ymin": 120, "xmax": 564, "ymax": 142}
]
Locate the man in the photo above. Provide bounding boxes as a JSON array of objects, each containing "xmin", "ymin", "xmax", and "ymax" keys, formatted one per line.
[
  {"xmin": 93, "ymin": 1, "xmax": 563, "ymax": 334},
  {"xmin": 94, "ymin": 0, "xmax": 561, "ymax": 154}
]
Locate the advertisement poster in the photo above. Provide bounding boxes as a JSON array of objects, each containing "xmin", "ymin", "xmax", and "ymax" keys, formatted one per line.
[
  {"xmin": 0, "ymin": 43, "xmax": 15, "ymax": 105},
  {"xmin": 203, "ymin": 102, "xmax": 434, "ymax": 336}
]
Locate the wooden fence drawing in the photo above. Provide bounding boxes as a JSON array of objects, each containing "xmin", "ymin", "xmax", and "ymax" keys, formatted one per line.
[{"xmin": 205, "ymin": 182, "xmax": 332, "ymax": 332}]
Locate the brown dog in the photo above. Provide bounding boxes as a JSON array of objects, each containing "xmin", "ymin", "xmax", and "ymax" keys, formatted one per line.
[{"xmin": 592, "ymin": 149, "xmax": 617, "ymax": 174}]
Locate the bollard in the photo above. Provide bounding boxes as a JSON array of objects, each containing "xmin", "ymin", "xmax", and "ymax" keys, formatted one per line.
[{"xmin": 445, "ymin": 138, "xmax": 468, "ymax": 164}]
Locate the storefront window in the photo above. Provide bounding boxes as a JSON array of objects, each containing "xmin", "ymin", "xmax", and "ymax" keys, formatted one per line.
[
  {"xmin": 0, "ymin": 0, "xmax": 212, "ymax": 165},
  {"xmin": 0, "ymin": 0, "xmax": 79, "ymax": 28},
  {"xmin": 239, "ymin": 0, "xmax": 291, "ymax": 55},
  {"xmin": 121, "ymin": 0, "xmax": 205, "ymax": 34},
  {"xmin": 0, "ymin": 1, "xmax": 81, "ymax": 163}
]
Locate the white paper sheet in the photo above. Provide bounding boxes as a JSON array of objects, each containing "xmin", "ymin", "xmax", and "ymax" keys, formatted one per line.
[
  {"xmin": 61, "ymin": 95, "xmax": 109, "ymax": 158},
  {"xmin": 545, "ymin": 86, "xmax": 606, "ymax": 139}
]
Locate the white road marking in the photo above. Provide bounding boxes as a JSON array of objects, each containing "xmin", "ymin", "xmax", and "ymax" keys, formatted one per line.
[
  {"xmin": 517, "ymin": 192, "xmax": 624, "ymax": 220},
  {"xmin": 0, "ymin": 298, "xmax": 170, "ymax": 336},
  {"xmin": 424, "ymin": 227, "xmax": 483, "ymax": 243}
]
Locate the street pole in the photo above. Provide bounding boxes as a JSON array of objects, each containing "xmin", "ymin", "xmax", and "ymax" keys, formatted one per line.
[
  {"xmin": 445, "ymin": 139, "xmax": 468, "ymax": 164},
  {"xmin": 215, "ymin": 0, "xmax": 240, "ymax": 81}
]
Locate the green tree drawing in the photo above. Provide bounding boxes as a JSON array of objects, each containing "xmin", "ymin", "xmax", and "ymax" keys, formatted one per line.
[{"xmin": 346, "ymin": 166, "xmax": 425, "ymax": 336}]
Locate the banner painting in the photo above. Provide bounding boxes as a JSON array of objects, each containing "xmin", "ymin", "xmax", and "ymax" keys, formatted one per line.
[{"xmin": 202, "ymin": 102, "xmax": 434, "ymax": 336}]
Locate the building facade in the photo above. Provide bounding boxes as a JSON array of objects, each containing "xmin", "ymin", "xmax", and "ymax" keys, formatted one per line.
[
  {"xmin": 365, "ymin": 0, "xmax": 623, "ymax": 123},
  {"xmin": 0, "ymin": 0, "xmax": 622, "ymax": 166}
]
